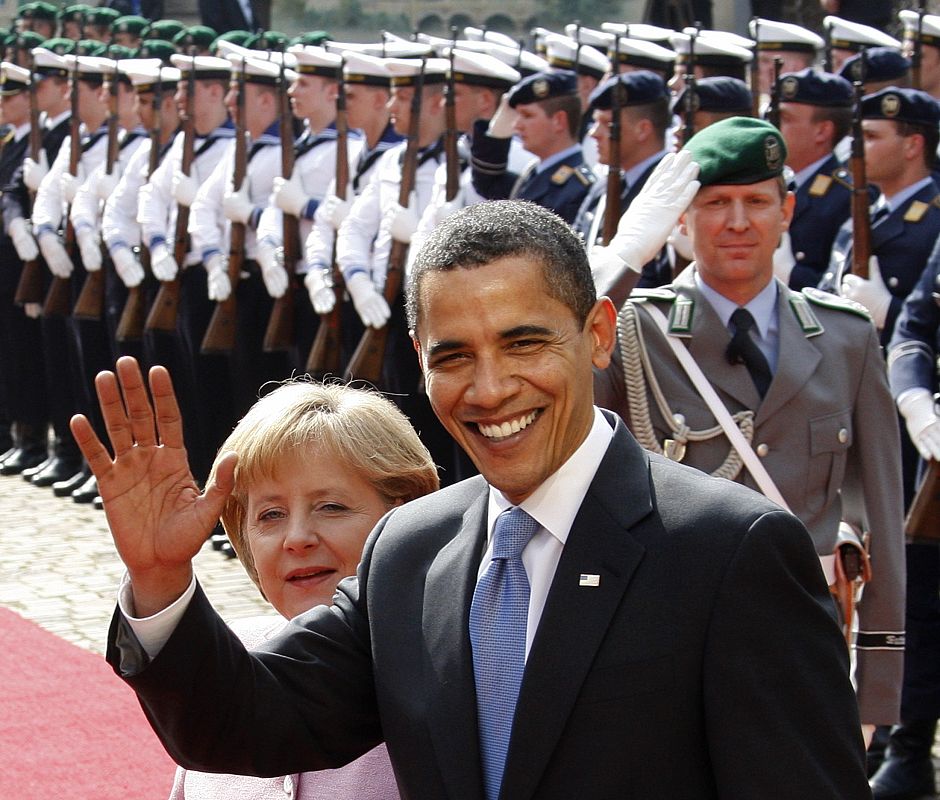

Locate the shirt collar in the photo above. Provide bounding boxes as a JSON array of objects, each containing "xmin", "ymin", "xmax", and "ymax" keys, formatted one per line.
[
  {"xmin": 536, "ymin": 142, "xmax": 581, "ymax": 174},
  {"xmin": 884, "ymin": 175, "xmax": 935, "ymax": 212},
  {"xmin": 694, "ymin": 270, "xmax": 778, "ymax": 340},
  {"xmin": 623, "ymin": 149, "xmax": 669, "ymax": 188},
  {"xmin": 13, "ymin": 122, "xmax": 30, "ymax": 142},
  {"xmin": 792, "ymin": 153, "xmax": 832, "ymax": 189}
]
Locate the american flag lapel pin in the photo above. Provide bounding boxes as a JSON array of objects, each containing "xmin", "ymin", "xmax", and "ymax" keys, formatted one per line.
[{"xmin": 579, "ymin": 574, "xmax": 600, "ymax": 587}]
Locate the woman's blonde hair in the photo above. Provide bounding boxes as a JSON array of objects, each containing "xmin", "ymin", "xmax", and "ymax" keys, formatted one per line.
[{"xmin": 209, "ymin": 380, "xmax": 439, "ymax": 589}]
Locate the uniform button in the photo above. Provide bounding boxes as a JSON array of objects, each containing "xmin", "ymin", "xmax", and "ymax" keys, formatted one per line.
[
  {"xmin": 756, "ymin": 443, "xmax": 769, "ymax": 457},
  {"xmin": 838, "ymin": 428, "xmax": 849, "ymax": 443},
  {"xmin": 888, "ymin": 276, "xmax": 899, "ymax": 288},
  {"xmin": 283, "ymin": 775, "xmax": 294, "ymax": 797},
  {"xmin": 796, "ymin": 251, "xmax": 805, "ymax": 261}
]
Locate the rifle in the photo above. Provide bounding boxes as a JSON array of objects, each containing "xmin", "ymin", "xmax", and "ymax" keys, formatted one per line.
[
  {"xmin": 262, "ymin": 57, "xmax": 298, "ymax": 353},
  {"xmin": 906, "ymin": 396, "xmax": 940, "ymax": 541},
  {"xmin": 750, "ymin": 17, "xmax": 761, "ymax": 118},
  {"xmin": 344, "ymin": 58, "xmax": 426, "ymax": 384},
  {"xmin": 443, "ymin": 36, "xmax": 460, "ymax": 203},
  {"xmin": 305, "ymin": 57, "xmax": 349, "ymax": 378},
  {"xmin": 767, "ymin": 57, "xmax": 782, "ymax": 129},
  {"xmin": 14, "ymin": 51, "xmax": 44, "ymax": 305},
  {"xmin": 848, "ymin": 56, "xmax": 871, "ymax": 281},
  {"xmin": 201, "ymin": 58, "xmax": 248, "ymax": 355},
  {"xmin": 682, "ymin": 25, "xmax": 698, "ymax": 145},
  {"xmin": 117, "ymin": 79, "xmax": 163, "ymax": 342},
  {"xmin": 145, "ymin": 50, "xmax": 196, "ymax": 333},
  {"xmin": 73, "ymin": 59, "xmax": 120, "ymax": 320},
  {"xmin": 912, "ymin": 0, "xmax": 927, "ymax": 91},
  {"xmin": 42, "ymin": 58, "xmax": 80, "ymax": 317},
  {"xmin": 602, "ymin": 39, "xmax": 622, "ymax": 246}
]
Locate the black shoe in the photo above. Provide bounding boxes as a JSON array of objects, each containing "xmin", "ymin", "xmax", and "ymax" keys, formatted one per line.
[
  {"xmin": 0, "ymin": 446, "xmax": 17, "ymax": 465},
  {"xmin": 868, "ymin": 725, "xmax": 893, "ymax": 778},
  {"xmin": 0, "ymin": 447, "xmax": 47, "ymax": 476},
  {"xmin": 93, "ymin": 495, "xmax": 103, "ymax": 510},
  {"xmin": 870, "ymin": 720, "xmax": 938, "ymax": 800},
  {"xmin": 219, "ymin": 541, "xmax": 238, "ymax": 559},
  {"xmin": 31, "ymin": 457, "xmax": 83, "ymax": 487},
  {"xmin": 21, "ymin": 454, "xmax": 53, "ymax": 480},
  {"xmin": 71, "ymin": 474, "xmax": 98, "ymax": 504},
  {"xmin": 210, "ymin": 532, "xmax": 229, "ymax": 551},
  {"xmin": 53, "ymin": 469, "xmax": 90, "ymax": 497}
]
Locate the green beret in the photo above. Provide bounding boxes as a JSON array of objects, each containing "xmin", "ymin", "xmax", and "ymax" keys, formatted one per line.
[
  {"xmin": 683, "ymin": 116, "xmax": 788, "ymax": 186},
  {"xmin": 105, "ymin": 44, "xmax": 136, "ymax": 61},
  {"xmin": 19, "ymin": 2, "xmax": 57, "ymax": 22},
  {"xmin": 148, "ymin": 20, "xmax": 186, "ymax": 42},
  {"xmin": 59, "ymin": 4, "xmax": 90, "ymax": 23},
  {"xmin": 41, "ymin": 37, "xmax": 76, "ymax": 56},
  {"xmin": 135, "ymin": 39, "xmax": 177, "ymax": 63},
  {"xmin": 75, "ymin": 39, "xmax": 107, "ymax": 57},
  {"xmin": 290, "ymin": 31, "xmax": 331, "ymax": 47},
  {"xmin": 86, "ymin": 7, "xmax": 120, "ymax": 27},
  {"xmin": 173, "ymin": 25, "xmax": 217, "ymax": 49},
  {"xmin": 12, "ymin": 31, "xmax": 45, "ymax": 51},
  {"xmin": 246, "ymin": 30, "xmax": 289, "ymax": 51},
  {"xmin": 211, "ymin": 29, "xmax": 252, "ymax": 53},
  {"xmin": 113, "ymin": 15, "xmax": 149, "ymax": 36}
]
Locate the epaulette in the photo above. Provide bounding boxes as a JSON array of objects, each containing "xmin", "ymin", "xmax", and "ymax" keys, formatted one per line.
[
  {"xmin": 788, "ymin": 293, "xmax": 824, "ymax": 337},
  {"xmin": 830, "ymin": 167, "xmax": 853, "ymax": 192},
  {"xmin": 802, "ymin": 287, "xmax": 872, "ymax": 321},
  {"xmin": 904, "ymin": 200, "xmax": 931, "ymax": 223},
  {"xmin": 808, "ymin": 173, "xmax": 833, "ymax": 197},
  {"xmin": 630, "ymin": 287, "xmax": 676, "ymax": 303},
  {"xmin": 551, "ymin": 163, "xmax": 593, "ymax": 186}
]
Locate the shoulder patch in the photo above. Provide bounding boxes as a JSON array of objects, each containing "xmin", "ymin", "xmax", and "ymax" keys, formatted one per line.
[
  {"xmin": 788, "ymin": 293, "xmax": 824, "ymax": 336},
  {"xmin": 808, "ymin": 174, "xmax": 832, "ymax": 197},
  {"xmin": 551, "ymin": 164, "xmax": 574, "ymax": 185},
  {"xmin": 904, "ymin": 200, "xmax": 929, "ymax": 223},
  {"xmin": 802, "ymin": 287, "xmax": 872, "ymax": 321}
]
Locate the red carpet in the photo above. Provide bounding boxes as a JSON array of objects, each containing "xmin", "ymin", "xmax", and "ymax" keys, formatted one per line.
[{"xmin": 0, "ymin": 607, "xmax": 175, "ymax": 797}]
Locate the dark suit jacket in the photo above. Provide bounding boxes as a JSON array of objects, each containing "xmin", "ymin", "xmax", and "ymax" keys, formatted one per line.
[{"xmin": 108, "ymin": 416, "xmax": 868, "ymax": 798}]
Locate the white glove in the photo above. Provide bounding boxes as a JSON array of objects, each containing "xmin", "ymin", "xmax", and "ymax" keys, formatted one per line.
[
  {"xmin": 222, "ymin": 183, "xmax": 253, "ymax": 224},
  {"xmin": 61, "ymin": 172, "xmax": 79, "ymax": 203},
  {"xmin": 346, "ymin": 271, "xmax": 390, "ymax": 328},
  {"xmin": 667, "ymin": 225, "xmax": 694, "ymax": 261},
  {"xmin": 487, "ymin": 94, "xmax": 518, "ymax": 138},
  {"xmin": 322, "ymin": 193, "xmax": 351, "ymax": 230},
  {"xmin": 38, "ymin": 230, "xmax": 73, "ymax": 278},
  {"xmin": 76, "ymin": 227, "xmax": 102, "ymax": 272},
  {"xmin": 96, "ymin": 170, "xmax": 119, "ymax": 201},
  {"xmin": 841, "ymin": 255, "xmax": 891, "ymax": 329},
  {"xmin": 433, "ymin": 198, "xmax": 461, "ymax": 226},
  {"xmin": 305, "ymin": 268, "xmax": 336, "ymax": 314},
  {"xmin": 590, "ymin": 151, "xmax": 700, "ymax": 290},
  {"xmin": 112, "ymin": 246, "xmax": 144, "ymax": 288},
  {"xmin": 8, "ymin": 217, "xmax": 38, "ymax": 261},
  {"xmin": 23, "ymin": 151, "xmax": 49, "ymax": 191},
  {"xmin": 273, "ymin": 174, "xmax": 308, "ymax": 217},
  {"xmin": 257, "ymin": 239, "xmax": 288, "ymax": 298},
  {"xmin": 172, "ymin": 172, "xmax": 198, "ymax": 207},
  {"xmin": 24, "ymin": 302, "xmax": 41, "ymax": 319},
  {"xmin": 205, "ymin": 253, "xmax": 231, "ymax": 302},
  {"xmin": 150, "ymin": 242, "xmax": 179, "ymax": 281},
  {"xmin": 898, "ymin": 389, "xmax": 940, "ymax": 461},
  {"xmin": 772, "ymin": 231, "xmax": 796, "ymax": 285},
  {"xmin": 386, "ymin": 198, "xmax": 420, "ymax": 244}
]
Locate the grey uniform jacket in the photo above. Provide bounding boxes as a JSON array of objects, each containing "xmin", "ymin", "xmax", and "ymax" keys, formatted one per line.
[
  {"xmin": 108, "ymin": 415, "xmax": 869, "ymax": 798},
  {"xmin": 595, "ymin": 266, "xmax": 906, "ymax": 724}
]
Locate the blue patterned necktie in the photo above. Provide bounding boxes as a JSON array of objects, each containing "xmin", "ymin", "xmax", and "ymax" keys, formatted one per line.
[{"xmin": 470, "ymin": 507, "xmax": 540, "ymax": 800}]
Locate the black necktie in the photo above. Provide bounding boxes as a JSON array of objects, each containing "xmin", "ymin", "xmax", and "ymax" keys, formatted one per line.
[{"xmin": 726, "ymin": 308, "xmax": 772, "ymax": 398}]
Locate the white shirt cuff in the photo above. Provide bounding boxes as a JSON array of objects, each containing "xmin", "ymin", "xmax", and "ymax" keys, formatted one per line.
[{"xmin": 117, "ymin": 572, "xmax": 197, "ymax": 660}]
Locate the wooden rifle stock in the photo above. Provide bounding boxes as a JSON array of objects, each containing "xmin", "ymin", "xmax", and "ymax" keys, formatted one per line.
[
  {"xmin": 602, "ymin": 44, "xmax": 623, "ymax": 246},
  {"xmin": 305, "ymin": 60, "xmax": 348, "ymax": 378},
  {"xmin": 263, "ymin": 57, "xmax": 298, "ymax": 353},
  {"xmin": 344, "ymin": 60, "xmax": 425, "ymax": 385},
  {"xmin": 906, "ymin": 416, "xmax": 940, "ymax": 541},
  {"xmin": 146, "ymin": 53, "xmax": 196, "ymax": 333},
  {"xmin": 849, "ymin": 73, "xmax": 871, "ymax": 281},
  {"xmin": 74, "ymin": 63, "xmax": 121, "ymax": 321},
  {"xmin": 750, "ymin": 17, "xmax": 761, "ymax": 118},
  {"xmin": 682, "ymin": 26, "xmax": 698, "ymax": 146},
  {"xmin": 201, "ymin": 59, "xmax": 248, "ymax": 355},
  {"xmin": 443, "ymin": 43, "xmax": 459, "ymax": 202},
  {"xmin": 43, "ymin": 66, "xmax": 81, "ymax": 317},
  {"xmin": 14, "ymin": 52, "xmax": 45, "ymax": 305},
  {"xmin": 767, "ymin": 58, "xmax": 782, "ymax": 129}
]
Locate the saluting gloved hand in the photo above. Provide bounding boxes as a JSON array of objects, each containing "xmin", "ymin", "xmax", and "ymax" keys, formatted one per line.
[
  {"xmin": 385, "ymin": 197, "xmax": 420, "ymax": 243},
  {"xmin": 223, "ymin": 182, "xmax": 254, "ymax": 225},
  {"xmin": 304, "ymin": 267, "xmax": 335, "ymax": 314},
  {"xmin": 8, "ymin": 217, "xmax": 38, "ymax": 261},
  {"xmin": 898, "ymin": 389, "xmax": 940, "ymax": 461},
  {"xmin": 667, "ymin": 225, "xmax": 693, "ymax": 261},
  {"xmin": 205, "ymin": 253, "xmax": 231, "ymax": 302},
  {"xmin": 322, "ymin": 193, "xmax": 351, "ymax": 230},
  {"xmin": 346, "ymin": 271, "xmax": 390, "ymax": 328},
  {"xmin": 273, "ymin": 174, "xmax": 308, "ymax": 217},
  {"xmin": 96, "ymin": 169, "xmax": 120, "ymax": 201},
  {"xmin": 23, "ymin": 151, "xmax": 49, "ymax": 191},
  {"xmin": 841, "ymin": 255, "xmax": 891, "ymax": 329},
  {"xmin": 487, "ymin": 94, "xmax": 518, "ymax": 138},
  {"xmin": 172, "ymin": 172, "xmax": 198, "ymax": 207},
  {"xmin": 433, "ymin": 197, "xmax": 461, "ymax": 226},
  {"xmin": 111, "ymin": 245, "xmax": 144, "ymax": 288},
  {"xmin": 149, "ymin": 242, "xmax": 179, "ymax": 281},
  {"xmin": 590, "ymin": 150, "xmax": 700, "ymax": 291},
  {"xmin": 76, "ymin": 226, "xmax": 102, "ymax": 272},
  {"xmin": 256, "ymin": 238, "xmax": 288, "ymax": 298},
  {"xmin": 38, "ymin": 230, "xmax": 73, "ymax": 278},
  {"xmin": 772, "ymin": 231, "xmax": 796, "ymax": 285},
  {"xmin": 61, "ymin": 172, "xmax": 80, "ymax": 203}
]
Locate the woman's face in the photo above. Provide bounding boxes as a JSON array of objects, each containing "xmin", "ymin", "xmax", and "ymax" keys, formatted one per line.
[{"xmin": 244, "ymin": 444, "xmax": 394, "ymax": 619}]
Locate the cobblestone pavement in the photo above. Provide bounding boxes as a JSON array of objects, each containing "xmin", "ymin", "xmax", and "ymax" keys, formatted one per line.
[{"xmin": 0, "ymin": 470, "xmax": 269, "ymax": 655}]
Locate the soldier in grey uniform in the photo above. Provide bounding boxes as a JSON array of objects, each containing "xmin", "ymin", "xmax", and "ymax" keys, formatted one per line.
[{"xmin": 594, "ymin": 117, "xmax": 906, "ymax": 740}]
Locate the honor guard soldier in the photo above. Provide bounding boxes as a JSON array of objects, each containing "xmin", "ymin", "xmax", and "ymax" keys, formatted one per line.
[
  {"xmin": 773, "ymin": 69, "xmax": 855, "ymax": 290},
  {"xmin": 594, "ymin": 117, "xmax": 906, "ymax": 738},
  {"xmin": 16, "ymin": 2, "xmax": 58, "ymax": 40},
  {"xmin": 172, "ymin": 25, "xmax": 218, "ymax": 58},
  {"xmin": 112, "ymin": 16, "xmax": 149, "ymax": 51},
  {"xmin": 83, "ymin": 8, "xmax": 120, "ymax": 43},
  {"xmin": 668, "ymin": 29, "xmax": 753, "ymax": 92},
  {"xmin": 823, "ymin": 16, "xmax": 902, "ymax": 75},
  {"xmin": 572, "ymin": 70, "xmax": 672, "ymax": 289},
  {"xmin": 900, "ymin": 10, "xmax": 940, "ymax": 99},
  {"xmin": 1, "ymin": 47, "xmax": 73, "ymax": 482},
  {"xmin": 748, "ymin": 18, "xmax": 823, "ymax": 97},
  {"xmin": 879, "ymin": 247, "xmax": 940, "ymax": 800},
  {"xmin": 147, "ymin": 20, "xmax": 186, "ymax": 45},
  {"xmin": 138, "ymin": 53, "xmax": 234, "ymax": 482},
  {"xmin": 839, "ymin": 48, "xmax": 913, "ymax": 93},
  {"xmin": 607, "ymin": 34, "xmax": 676, "ymax": 83},
  {"xmin": 470, "ymin": 70, "xmax": 595, "ymax": 224},
  {"xmin": 673, "ymin": 75, "xmax": 752, "ymax": 134},
  {"xmin": 58, "ymin": 5, "xmax": 88, "ymax": 41}
]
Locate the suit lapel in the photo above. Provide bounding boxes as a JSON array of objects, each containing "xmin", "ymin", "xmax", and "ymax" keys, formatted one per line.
[
  {"xmin": 500, "ymin": 419, "xmax": 651, "ymax": 800},
  {"xmin": 423, "ymin": 482, "xmax": 488, "ymax": 800}
]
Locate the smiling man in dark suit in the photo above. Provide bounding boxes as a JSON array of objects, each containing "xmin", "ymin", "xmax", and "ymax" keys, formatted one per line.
[{"xmin": 82, "ymin": 196, "xmax": 869, "ymax": 798}]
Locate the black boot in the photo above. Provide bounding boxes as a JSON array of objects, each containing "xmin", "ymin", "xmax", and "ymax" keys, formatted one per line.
[
  {"xmin": 71, "ymin": 473, "xmax": 98, "ymax": 504},
  {"xmin": 31, "ymin": 440, "xmax": 83, "ymax": 487},
  {"xmin": 0, "ymin": 423, "xmax": 47, "ymax": 475},
  {"xmin": 870, "ymin": 720, "xmax": 938, "ymax": 799}
]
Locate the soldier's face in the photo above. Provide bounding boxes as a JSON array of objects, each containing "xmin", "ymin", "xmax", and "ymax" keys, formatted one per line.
[
  {"xmin": 289, "ymin": 74, "xmax": 332, "ymax": 121},
  {"xmin": 681, "ymin": 179, "xmax": 794, "ymax": 303},
  {"xmin": 862, "ymin": 119, "xmax": 910, "ymax": 186},
  {"xmin": 512, "ymin": 102, "xmax": 557, "ymax": 158},
  {"xmin": 387, "ymin": 85, "xmax": 413, "ymax": 135},
  {"xmin": 778, "ymin": 102, "xmax": 830, "ymax": 172},
  {"xmin": 0, "ymin": 90, "xmax": 28, "ymax": 127}
]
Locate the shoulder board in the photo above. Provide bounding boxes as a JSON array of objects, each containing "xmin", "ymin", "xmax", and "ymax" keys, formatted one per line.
[
  {"xmin": 801, "ymin": 287, "xmax": 871, "ymax": 321},
  {"xmin": 931, "ymin": 194, "xmax": 940, "ymax": 210},
  {"xmin": 830, "ymin": 167, "xmax": 853, "ymax": 192},
  {"xmin": 808, "ymin": 174, "xmax": 832, "ymax": 197},
  {"xmin": 904, "ymin": 200, "xmax": 929, "ymax": 223},
  {"xmin": 551, "ymin": 164, "xmax": 575, "ymax": 185},
  {"xmin": 574, "ymin": 165, "xmax": 594, "ymax": 186},
  {"xmin": 630, "ymin": 287, "xmax": 676, "ymax": 303},
  {"xmin": 788, "ymin": 293, "xmax": 824, "ymax": 336}
]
